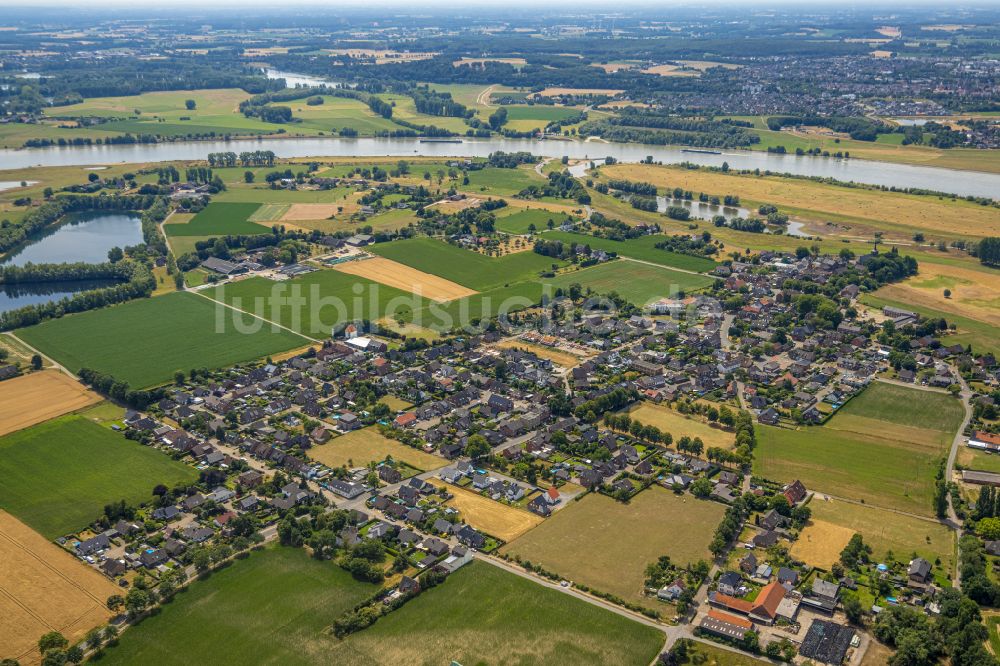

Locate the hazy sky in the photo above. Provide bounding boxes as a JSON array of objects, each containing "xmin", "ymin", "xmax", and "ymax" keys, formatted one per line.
[{"xmin": 2, "ymin": 0, "xmax": 975, "ymax": 7}]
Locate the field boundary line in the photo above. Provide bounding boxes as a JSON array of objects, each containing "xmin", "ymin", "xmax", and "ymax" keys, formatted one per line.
[
  {"xmin": 191, "ymin": 290, "xmax": 321, "ymax": 343},
  {"xmin": 813, "ymin": 492, "xmax": 948, "ymax": 525},
  {"xmin": 4, "ymin": 331, "xmax": 74, "ymax": 378},
  {"xmin": 619, "ymin": 256, "xmax": 705, "ymax": 277}
]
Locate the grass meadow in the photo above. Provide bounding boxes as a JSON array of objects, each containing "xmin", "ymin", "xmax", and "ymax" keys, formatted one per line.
[
  {"xmin": 598, "ymin": 164, "xmax": 1000, "ymax": 240},
  {"xmin": 542, "ymin": 230, "xmax": 719, "ymax": 272},
  {"xmin": 624, "ymin": 402, "xmax": 735, "ymax": 449},
  {"xmin": 95, "ymin": 547, "xmax": 377, "ymax": 666},
  {"xmin": 503, "ymin": 486, "xmax": 723, "ymax": 612},
  {"xmin": 797, "ymin": 497, "xmax": 955, "ymax": 577},
  {"xmin": 212, "ymin": 270, "xmax": 428, "ymax": 337},
  {"xmin": 308, "ymin": 427, "xmax": 446, "ymax": 471},
  {"xmin": 463, "ymin": 166, "xmax": 547, "ymax": 196},
  {"xmin": 496, "ymin": 208, "xmax": 573, "ymax": 234},
  {"xmin": 754, "ymin": 382, "xmax": 964, "ymax": 516},
  {"xmin": 97, "ymin": 549, "xmax": 663, "ymax": 666},
  {"xmin": 0, "ymin": 415, "xmax": 196, "ymax": 538},
  {"xmin": 861, "ymin": 293, "xmax": 1000, "ymax": 358},
  {"xmin": 165, "ymin": 202, "xmax": 271, "ymax": 237},
  {"xmin": 326, "ymin": 560, "xmax": 665, "ymax": 665},
  {"xmin": 547, "ymin": 259, "xmax": 714, "ymax": 305},
  {"xmin": 370, "ymin": 237, "xmax": 563, "ymax": 290},
  {"xmin": 17, "ymin": 292, "xmax": 307, "ymax": 387}
]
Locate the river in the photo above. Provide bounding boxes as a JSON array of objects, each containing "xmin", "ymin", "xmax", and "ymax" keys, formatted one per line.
[{"xmin": 2, "ymin": 136, "xmax": 999, "ymax": 198}]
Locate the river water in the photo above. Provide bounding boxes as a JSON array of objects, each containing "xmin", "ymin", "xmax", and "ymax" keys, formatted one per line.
[{"xmin": 2, "ymin": 136, "xmax": 998, "ymax": 198}]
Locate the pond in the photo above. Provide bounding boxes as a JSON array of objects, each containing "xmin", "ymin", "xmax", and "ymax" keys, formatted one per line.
[
  {"xmin": 1, "ymin": 211, "xmax": 143, "ymax": 266},
  {"xmin": 0, "ymin": 181, "xmax": 37, "ymax": 192},
  {"xmin": 654, "ymin": 196, "xmax": 813, "ymax": 237},
  {"xmin": 264, "ymin": 69, "xmax": 342, "ymax": 89},
  {"xmin": 0, "ymin": 279, "xmax": 120, "ymax": 316}
]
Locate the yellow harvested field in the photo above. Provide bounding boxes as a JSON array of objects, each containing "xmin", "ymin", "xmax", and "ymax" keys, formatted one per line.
[
  {"xmin": 325, "ymin": 49, "xmax": 437, "ymax": 64},
  {"xmin": 538, "ymin": 87, "xmax": 625, "ymax": 97},
  {"xmin": 0, "ymin": 511, "xmax": 119, "ymax": 665},
  {"xmin": 876, "ymin": 262, "xmax": 1000, "ymax": 327},
  {"xmin": 453, "ymin": 57, "xmax": 526, "ymax": 67},
  {"xmin": 309, "ymin": 426, "xmax": 446, "ymax": 472},
  {"xmin": 599, "ymin": 164, "xmax": 1000, "ymax": 238},
  {"xmin": 921, "ymin": 24, "xmax": 968, "ymax": 31},
  {"xmin": 790, "ymin": 518, "xmax": 857, "ymax": 568},
  {"xmin": 433, "ymin": 482, "xmax": 543, "ymax": 542},
  {"xmin": 280, "ymin": 203, "xmax": 340, "ymax": 221},
  {"xmin": 676, "ymin": 60, "xmax": 740, "ymax": 70},
  {"xmin": 807, "ymin": 497, "xmax": 955, "ymax": 573},
  {"xmin": 503, "ymin": 487, "xmax": 724, "ymax": 611},
  {"xmin": 626, "ymin": 402, "xmax": 735, "ymax": 449},
  {"xmin": 642, "ymin": 64, "xmax": 697, "ymax": 77},
  {"xmin": 495, "ymin": 340, "xmax": 586, "ymax": 367},
  {"xmin": 427, "ymin": 197, "xmax": 483, "ymax": 213},
  {"xmin": 332, "ymin": 256, "xmax": 478, "ymax": 302},
  {"xmin": 591, "ymin": 62, "xmax": 636, "ymax": 73},
  {"xmin": 871, "ymin": 50, "xmax": 894, "ymax": 58},
  {"xmin": 0, "ymin": 371, "xmax": 100, "ymax": 437},
  {"xmin": 242, "ymin": 47, "xmax": 290, "ymax": 56}
]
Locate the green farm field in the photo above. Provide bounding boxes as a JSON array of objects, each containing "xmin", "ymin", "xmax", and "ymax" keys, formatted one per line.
[
  {"xmin": 325, "ymin": 560, "xmax": 664, "ymax": 665},
  {"xmin": 496, "ymin": 208, "xmax": 573, "ymax": 234},
  {"xmin": 95, "ymin": 547, "xmax": 377, "ymax": 666},
  {"xmin": 464, "ymin": 166, "xmax": 547, "ymax": 196},
  {"xmin": 830, "ymin": 381, "xmax": 964, "ymax": 446},
  {"xmin": 211, "ymin": 270, "xmax": 427, "ymax": 337},
  {"xmin": 542, "ymin": 230, "xmax": 719, "ymax": 272},
  {"xmin": 0, "ymin": 415, "xmax": 196, "ymax": 538},
  {"xmin": 502, "ymin": 105, "xmax": 582, "ymax": 132},
  {"xmin": 547, "ymin": 259, "xmax": 713, "ymax": 305},
  {"xmin": 503, "ymin": 486, "xmax": 723, "ymax": 612},
  {"xmin": 754, "ymin": 383, "xmax": 964, "ymax": 516},
  {"xmin": 754, "ymin": 424, "xmax": 941, "ymax": 515},
  {"xmin": 409, "ymin": 280, "xmax": 547, "ymax": 333},
  {"xmin": 98, "ymin": 548, "xmax": 663, "ymax": 666},
  {"xmin": 165, "ymin": 202, "xmax": 271, "ymax": 237},
  {"xmin": 16, "ymin": 292, "xmax": 307, "ymax": 387},
  {"xmin": 279, "ymin": 95, "xmax": 403, "ymax": 135},
  {"xmin": 212, "ymin": 185, "xmax": 356, "ymax": 204},
  {"xmin": 370, "ymin": 237, "xmax": 562, "ymax": 290}
]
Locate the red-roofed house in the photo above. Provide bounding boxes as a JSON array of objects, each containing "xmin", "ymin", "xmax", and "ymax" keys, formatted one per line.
[
  {"xmin": 394, "ymin": 412, "xmax": 418, "ymax": 428},
  {"xmin": 545, "ymin": 487, "xmax": 561, "ymax": 505}
]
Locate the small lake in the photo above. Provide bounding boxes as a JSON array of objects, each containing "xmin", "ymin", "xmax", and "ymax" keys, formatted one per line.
[
  {"xmin": 264, "ymin": 68, "xmax": 342, "ymax": 89},
  {"xmin": 0, "ymin": 181, "xmax": 37, "ymax": 192},
  {"xmin": 0, "ymin": 211, "xmax": 143, "ymax": 266},
  {"xmin": 0, "ymin": 279, "xmax": 119, "ymax": 315},
  {"xmin": 655, "ymin": 196, "xmax": 811, "ymax": 237},
  {"xmin": 656, "ymin": 195, "xmax": 750, "ymax": 221}
]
